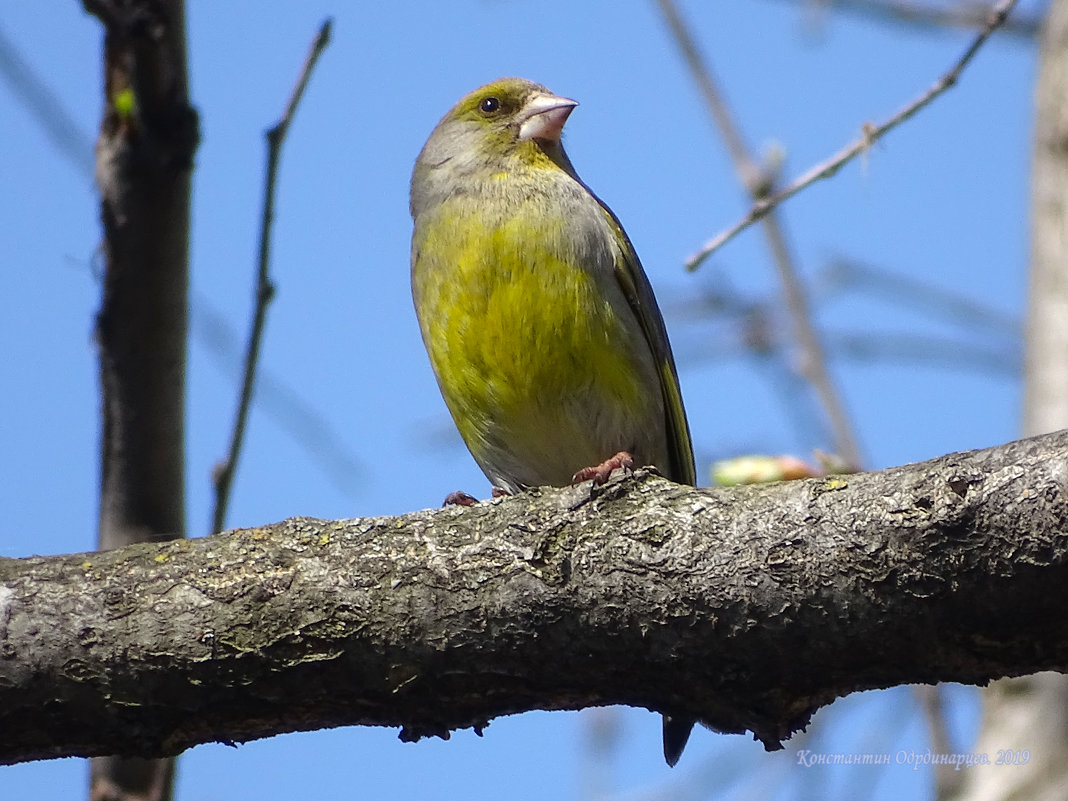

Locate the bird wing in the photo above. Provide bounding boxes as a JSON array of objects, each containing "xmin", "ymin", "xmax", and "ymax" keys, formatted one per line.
[{"xmin": 597, "ymin": 202, "xmax": 696, "ymax": 487}]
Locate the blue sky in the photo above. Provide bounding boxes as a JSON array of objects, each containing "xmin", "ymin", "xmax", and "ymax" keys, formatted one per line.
[{"xmin": 0, "ymin": 1, "xmax": 1040, "ymax": 799}]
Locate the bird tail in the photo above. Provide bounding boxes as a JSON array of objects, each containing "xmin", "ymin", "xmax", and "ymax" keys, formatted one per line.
[{"xmin": 662, "ymin": 714, "xmax": 695, "ymax": 767}]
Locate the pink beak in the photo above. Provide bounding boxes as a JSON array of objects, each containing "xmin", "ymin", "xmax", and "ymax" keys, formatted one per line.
[{"xmin": 518, "ymin": 93, "xmax": 578, "ymax": 143}]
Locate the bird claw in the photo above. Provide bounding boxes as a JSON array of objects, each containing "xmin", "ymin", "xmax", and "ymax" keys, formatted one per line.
[
  {"xmin": 443, "ymin": 491, "xmax": 479, "ymax": 507},
  {"xmin": 572, "ymin": 451, "xmax": 634, "ymax": 485}
]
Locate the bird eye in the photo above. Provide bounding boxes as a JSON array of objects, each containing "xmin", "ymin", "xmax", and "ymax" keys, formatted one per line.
[{"xmin": 479, "ymin": 96, "xmax": 500, "ymax": 114}]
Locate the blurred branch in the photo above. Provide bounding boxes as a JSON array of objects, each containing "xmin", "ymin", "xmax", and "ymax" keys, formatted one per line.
[
  {"xmin": 2, "ymin": 431, "xmax": 1067, "ymax": 764},
  {"xmin": 832, "ymin": 331, "xmax": 1018, "ymax": 373},
  {"xmin": 656, "ymin": 0, "xmax": 863, "ymax": 469},
  {"xmin": 667, "ymin": 268, "xmax": 1017, "ymax": 463},
  {"xmin": 687, "ymin": 0, "xmax": 1020, "ymax": 264},
  {"xmin": 774, "ymin": 0, "xmax": 1042, "ymax": 39},
  {"xmin": 958, "ymin": 6, "xmax": 1068, "ymax": 795},
  {"xmin": 1023, "ymin": 0, "xmax": 1068, "ymax": 438},
  {"xmin": 678, "ymin": 325, "xmax": 1017, "ymax": 375},
  {"xmin": 0, "ymin": 25, "xmax": 94, "ymax": 178},
  {"xmin": 211, "ymin": 19, "xmax": 332, "ymax": 534},
  {"xmin": 816, "ymin": 258, "xmax": 1019, "ymax": 336},
  {"xmin": 914, "ymin": 685, "xmax": 965, "ymax": 799},
  {"xmin": 194, "ymin": 298, "xmax": 363, "ymax": 493}
]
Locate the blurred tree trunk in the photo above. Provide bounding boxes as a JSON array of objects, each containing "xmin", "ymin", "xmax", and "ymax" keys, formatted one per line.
[
  {"xmin": 955, "ymin": 2, "xmax": 1068, "ymax": 800},
  {"xmin": 83, "ymin": 0, "xmax": 197, "ymax": 799}
]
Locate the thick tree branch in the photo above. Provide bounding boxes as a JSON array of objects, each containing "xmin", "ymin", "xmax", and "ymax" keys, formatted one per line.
[{"xmin": 1, "ymin": 431, "xmax": 1067, "ymax": 766}]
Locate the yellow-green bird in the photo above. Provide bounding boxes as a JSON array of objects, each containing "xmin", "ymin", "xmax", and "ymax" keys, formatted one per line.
[{"xmin": 410, "ymin": 77, "xmax": 697, "ymax": 766}]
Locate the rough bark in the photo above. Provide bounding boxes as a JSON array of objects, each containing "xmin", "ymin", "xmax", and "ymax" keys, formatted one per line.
[
  {"xmin": 956, "ymin": 4, "xmax": 1068, "ymax": 801},
  {"xmin": 82, "ymin": 0, "xmax": 197, "ymax": 798},
  {"xmin": 1, "ymin": 431, "xmax": 1066, "ymax": 767}
]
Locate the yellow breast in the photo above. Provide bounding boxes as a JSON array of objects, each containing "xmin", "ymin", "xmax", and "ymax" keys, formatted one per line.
[{"xmin": 412, "ymin": 198, "xmax": 659, "ymax": 488}]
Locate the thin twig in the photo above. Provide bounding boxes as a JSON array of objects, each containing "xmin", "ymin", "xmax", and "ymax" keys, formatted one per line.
[
  {"xmin": 211, "ymin": 19, "xmax": 332, "ymax": 535},
  {"xmin": 657, "ymin": 0, "xmax": 863, "ymax": 469},
  {"xmin": 686, "ymin": 0, "xmax": 1019, "ymax": 267}
]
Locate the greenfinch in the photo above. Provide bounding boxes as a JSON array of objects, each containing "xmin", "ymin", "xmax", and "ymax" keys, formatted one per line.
[{"xmin": 409, "ymin": 77, "xmax": 697, "ymax": 766}]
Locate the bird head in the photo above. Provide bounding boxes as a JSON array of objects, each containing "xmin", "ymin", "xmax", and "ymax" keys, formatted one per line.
[{"xmin": 411, "ymin": 78, "xmax": 579, "ymax": 217}]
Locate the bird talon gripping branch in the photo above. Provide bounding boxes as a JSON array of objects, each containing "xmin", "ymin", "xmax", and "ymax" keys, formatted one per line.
[{"xmin": 571, "ymin": 450, "xmax": 634, "ymax": 485}]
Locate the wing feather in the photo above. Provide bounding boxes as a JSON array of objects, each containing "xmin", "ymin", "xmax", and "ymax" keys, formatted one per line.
[{"xmin": 597, "ymin": 201, "xmax": 696, "ymax": 487}]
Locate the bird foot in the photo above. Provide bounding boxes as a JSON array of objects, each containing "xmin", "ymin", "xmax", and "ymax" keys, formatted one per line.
[
  {"xmin": 572, "ymin": 451, "xmax": 634, "ymax": 485},
  {"xmin": 443, "ymin": 491, "xmax": 479, "ymax": 507}
]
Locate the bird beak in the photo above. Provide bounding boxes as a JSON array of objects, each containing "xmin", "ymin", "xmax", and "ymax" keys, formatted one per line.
[{"xmin": 518, "ymin": 93, "xmax": 578, "ymax": 144}]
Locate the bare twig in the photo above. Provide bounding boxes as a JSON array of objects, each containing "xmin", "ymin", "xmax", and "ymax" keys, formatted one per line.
[
  {"xmin": 656, "ymin": 0, "xmax": 863, "ymax": 469},
  {"xmin": 211, "ymin": 19, "xmax": 332, "ymax": 534},
  {"xmin": 687, "ymin": 0, "xmax": 1020, "ymax": 266}
]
